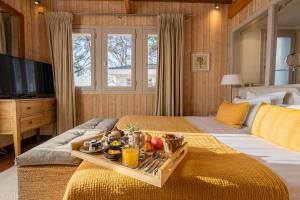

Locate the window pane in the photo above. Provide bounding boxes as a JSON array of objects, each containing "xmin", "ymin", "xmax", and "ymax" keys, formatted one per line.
[
  {"xmin": 107, "ymin": 34, "xmax": 132, "ymax": 87},
  {"xmin": 72, "ymin": 33, "xmax": 92, "ymax": 87},
  {"xmin": 147, "ymin": 34, "xmax": 158, "ymax": 87},
  {"xmin": 274, "ymin": 37, "xmax": 291, "ymax": 85}
]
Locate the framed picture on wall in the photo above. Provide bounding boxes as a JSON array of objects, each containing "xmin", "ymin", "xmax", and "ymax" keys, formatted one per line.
[{"xmin": 191, "ymin": 52, "xmax": 210, "ymax": 71}]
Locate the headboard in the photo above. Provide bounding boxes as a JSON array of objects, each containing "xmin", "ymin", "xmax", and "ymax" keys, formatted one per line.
[{"xmin": 238, "ymin": 85, "xmax": 300, "ymax": 105}]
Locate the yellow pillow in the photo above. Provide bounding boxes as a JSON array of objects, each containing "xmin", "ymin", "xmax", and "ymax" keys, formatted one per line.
[
  {"xmin": 252, "ymin": 104, "xmax": 300, "ymax": 152},
  {"xmin": 216, "ymin": 100, "xmax": 250, "ymax": 128}
]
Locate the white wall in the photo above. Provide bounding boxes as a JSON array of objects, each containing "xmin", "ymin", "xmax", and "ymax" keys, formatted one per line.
[{"xmin": 239, "ymin": 28, "xmax": 263, "ymax": 84}]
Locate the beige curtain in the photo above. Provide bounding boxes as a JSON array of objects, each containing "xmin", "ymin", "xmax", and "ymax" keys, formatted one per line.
[
  {"xmin": 155, "ymin": 13, "xmax": 184, "ymax": 116},
  {"xmin": 0, "ymin": 14, "xmax": 6, "ymax": 54},
  {"xmin": 45, "ymin": 12, "xmax": 76, "ymax": 134}
]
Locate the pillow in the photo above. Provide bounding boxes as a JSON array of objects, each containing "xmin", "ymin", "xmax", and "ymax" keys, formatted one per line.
[
  {"xmin": 294, "ymin": 94, "xmax": 300, "ymax": 104},
  {"xmin": 233, "ymin": 97, "xmax": 271, "ymax": 128},
  {"xmin": 216, "ymin": 100, "xmax": 250, "ymax": 129},
  {"xmin": 251, "ymin": 104, "xmax": 300, "ymax": 152},
  {"xmin": 287, "ymin": 105, "xmax": 300, "ymax": 110},
  {"xmin": 246, "ymin": 91, "xmax": 287, "ymax": 105}
]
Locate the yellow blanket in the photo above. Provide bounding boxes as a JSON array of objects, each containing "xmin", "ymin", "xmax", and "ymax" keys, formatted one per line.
[{"xmin": 64, "ymin": 116, "xmax": 288, "ymax": 200}]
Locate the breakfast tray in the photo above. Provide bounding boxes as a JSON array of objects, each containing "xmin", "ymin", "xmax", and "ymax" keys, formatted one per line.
[{"xmin": 71, "ymin": 134, "xmax": 188, "ymax": 188}]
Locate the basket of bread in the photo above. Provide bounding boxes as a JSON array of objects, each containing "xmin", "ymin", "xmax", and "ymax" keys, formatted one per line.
[{"xmin": 162, "ymin": 133, "xmax": 184, "ymax": 154}]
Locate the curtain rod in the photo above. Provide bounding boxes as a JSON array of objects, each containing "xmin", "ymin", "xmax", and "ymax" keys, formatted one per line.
[{"xmin": 39, "ymin": 12, "xmax": 192, "ymax": 18}]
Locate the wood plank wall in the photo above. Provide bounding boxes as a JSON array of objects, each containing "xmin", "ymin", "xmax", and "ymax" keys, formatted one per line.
[
  {"xmin": 3, "ymin": 0, "xmax": 230, "ymax": 124},
  {"xmin": 230, "ymin": 0, "xmax": 271, "ymax": 29}
]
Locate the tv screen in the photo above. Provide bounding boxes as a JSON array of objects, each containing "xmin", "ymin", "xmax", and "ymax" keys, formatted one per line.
[{"xmin": 0, "ymin": 54, "xmax": 55, "ymax": 99}]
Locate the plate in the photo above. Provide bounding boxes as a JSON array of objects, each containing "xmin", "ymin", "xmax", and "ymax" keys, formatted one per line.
[{"xmin": 79, "ymin": 146, "xmax": 104, "ymax": 154}]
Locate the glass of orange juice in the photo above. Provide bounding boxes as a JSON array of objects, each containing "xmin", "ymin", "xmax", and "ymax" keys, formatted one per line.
[{"xmin": 122, "ymin": 147, "xmax": 139, "ymax": 168}]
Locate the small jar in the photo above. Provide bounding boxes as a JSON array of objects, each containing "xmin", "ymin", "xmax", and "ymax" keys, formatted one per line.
[{"xmin": 132, "ymin": 131, "xmax": 145, "ymax": 149}]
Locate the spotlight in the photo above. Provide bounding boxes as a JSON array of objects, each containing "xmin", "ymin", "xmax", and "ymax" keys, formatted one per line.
[
  {"xmin": 34, "ymin": 0, "xmax": 41, "ymax": 5},
  {"xmin": 215, "ymin": 3, "xmax": 220, "ymax": 9}
]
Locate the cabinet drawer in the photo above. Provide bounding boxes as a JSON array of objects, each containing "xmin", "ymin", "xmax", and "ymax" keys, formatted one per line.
[
  {"xmin": 21, "ymin": 114, "xmax": 44, "ymax": 132},
  {"xmin": 20, "ymin": 101, "xmax": 43, "ymax": 117},
  {"xmin": 43, "ymin": 100, "xmax": 56, "ymax": 112},
  {"xmin": 20, "ymin": 111, "xmax": 56, "ymax": 133},
  {"xmin": 19, "ymin": 99, "xmax": 56, "ymax": 117},
  {"xmin": 43, "ymin": 111, "xmax": 56, "ymax": 124}
]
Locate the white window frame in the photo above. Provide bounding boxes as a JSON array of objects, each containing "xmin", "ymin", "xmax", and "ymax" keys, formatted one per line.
[
  {"xmin": 143, "ymin": 28, "xmax": 158, "ymax": 92},
  {"xmin": 101, "ymin": 28, "xmax": 137, "ymax": 92},
  {"xmin": 72, "ymin": 28, "xmax": 96, "ymax": 91}
]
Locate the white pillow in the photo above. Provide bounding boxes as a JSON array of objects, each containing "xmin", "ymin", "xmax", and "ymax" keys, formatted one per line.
[
  {"xmin": 246, "ymin": 91, "xmax": 286, "ymax": 105},
  {"xmin": 287, "ymin": 105, "xmax": 300, "ymax": 110},
  {"xmin": 294, "ymin": 95, "xmax": 300, "ymax": 104},
  {"xmin": 234, "ymin": 97, "xmax": 271, "ymax": 128}
]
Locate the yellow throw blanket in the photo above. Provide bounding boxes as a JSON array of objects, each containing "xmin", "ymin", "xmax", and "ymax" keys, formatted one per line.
[
  {"xmin": 64, "ymin": 116, "xmax": 288, "ymax": 200},
  {"xmin": 115, "ymin": 115, "xmax": 201, "ymax": 133}
]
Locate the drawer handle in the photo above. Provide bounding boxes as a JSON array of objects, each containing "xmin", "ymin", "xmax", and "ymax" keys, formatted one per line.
[
  {"xmin": 27, "ymin": 107, "xmax": 31, "ymax": 110},
  {"xmin": 28, "ymin": 121, "xmax": 33, "ymax": 124}
]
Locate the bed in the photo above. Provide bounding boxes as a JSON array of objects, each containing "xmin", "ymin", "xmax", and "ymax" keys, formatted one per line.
[
  {"xmin": 17, "ymin": 86, "xmax": 300, "ymax": 200},
  {"xmin": 63, "ymin": 115, "xmax": 300, "ymax": 200},
  {"xmin": 187, "ymin": 116, "xmax": 300, "ymax": 200}
]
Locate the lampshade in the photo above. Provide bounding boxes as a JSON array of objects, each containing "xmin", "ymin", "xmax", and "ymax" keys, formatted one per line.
[
  {"xmin": 221, "ymin": 74, "xmax": 243, "ymax": 86},
  {"xmin": 286, "ymin": 52, "xmax": 300, "ymax": 70}
]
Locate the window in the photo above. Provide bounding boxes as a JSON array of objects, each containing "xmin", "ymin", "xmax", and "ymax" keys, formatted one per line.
[
  {"xmin": 143, "ymin": 29, "xmax": 158, "ymax": 90},
  {"xmin": 274, "ymin": 36, "xmax": 293, "ymax": 85},
  {"xmin": 72, "ymin": 27, "xmax": 157, "ymax": 93},
  {"xmin": 147, "ymin": 34, "xmax": 158, "ymax": 88},
  {"xmin": 72, "ymin": 31, "xmax": 94, "ymax": 89},
  {"xmin": 107, "ymin": 34, "xmax": 132, "ymax": 87},
  {"xmin": 102, "ymin": 29, "xmax": 136, "ymax": 91}
]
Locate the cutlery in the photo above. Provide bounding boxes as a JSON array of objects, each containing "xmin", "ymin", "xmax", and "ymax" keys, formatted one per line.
[
  {"xmin": 137, "ymin": 151, "xmax": 160, "ymax": 170},
  {"xmin": 148, "ymin": 158, "xmax": 166, "ymax": 174},
  {"xmin": 137, "ymin": 156, "xmax": 153, "ymax": 169},
  {"xmin": 142, "ymin": 152, "xmax": 160, "ymax": 171},
  {"xmin": 144, "ymin": 159, "xmax": 160, "ymax": 172},
  {"xmin": 153, "ymin": 159, "xmax": 167, "ymax": 175}
]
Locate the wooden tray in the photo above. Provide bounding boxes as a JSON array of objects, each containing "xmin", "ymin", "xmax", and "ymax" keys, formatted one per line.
[{"xmin": 71, "ymin": 134, "xmax": 188, "ymax": 188}]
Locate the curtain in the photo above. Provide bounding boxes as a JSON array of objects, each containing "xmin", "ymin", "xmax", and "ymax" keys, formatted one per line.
[
  {"xmin": 155, "ymin": 13, "xmax": 184, "ymax": 116},
  {"xmin": 0, "ymin": 14, "xmax": 6, "ymax": 54},
  {"xmin": 45, "ymin": 12, "xmax": 76, "ymax": 134}
]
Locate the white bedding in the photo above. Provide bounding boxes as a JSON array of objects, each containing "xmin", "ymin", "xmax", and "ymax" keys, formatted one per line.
[{"xmin": 186, "ymin": 116, "xmax": 300, "ymax": 200}]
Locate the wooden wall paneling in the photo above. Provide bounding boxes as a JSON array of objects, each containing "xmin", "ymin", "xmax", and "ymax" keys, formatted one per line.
[
  {"xmin": 230, "ymin": 0, "xmax": 271, "ymax": 29},
  {"xmin": 228, "ymin": 0, "xmax": 252, "ymax": 19},
  {"xmin": 0, "ymin": 0, "xmax": 25, "ymax": 57},
  {"xmin": 183, "ymin": 17, "xmax": 192, "ymax": 115},
  {"xmin": 5, "ymin": 0, "xmax": 231, "ymax": 122}
]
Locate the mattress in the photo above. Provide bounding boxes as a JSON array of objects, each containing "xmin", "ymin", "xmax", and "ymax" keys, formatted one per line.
[{"xmin": 186, "ymin": 116, "xmax": 300, "ymax": 200}]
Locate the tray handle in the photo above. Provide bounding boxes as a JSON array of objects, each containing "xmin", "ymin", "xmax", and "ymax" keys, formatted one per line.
[{"xmin": 167, "ymin": 146, "xmax": 187, "ymax": 171}]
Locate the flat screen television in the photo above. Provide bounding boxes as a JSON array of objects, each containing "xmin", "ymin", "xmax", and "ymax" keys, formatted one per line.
[{"xmin": 0, "ymin": 54, "xmax": 55, "ymax": 99}]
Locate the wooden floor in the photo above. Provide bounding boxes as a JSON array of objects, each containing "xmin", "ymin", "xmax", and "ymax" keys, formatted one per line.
[{"xmin": 0, "ymin": 136, "xmax": 51, "ymax": 173}]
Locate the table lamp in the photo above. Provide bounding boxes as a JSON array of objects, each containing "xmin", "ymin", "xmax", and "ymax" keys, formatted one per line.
[{"xmin": 221, "ymin": 74, "xmax": 243, "ymax": 101}]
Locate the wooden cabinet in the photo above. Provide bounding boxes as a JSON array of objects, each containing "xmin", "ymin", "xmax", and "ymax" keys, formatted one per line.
[{"xmin": 0, "ymin": 98, "xmax": 56, "ymax": 156}]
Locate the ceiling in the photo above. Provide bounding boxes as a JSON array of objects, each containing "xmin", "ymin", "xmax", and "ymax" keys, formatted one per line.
[
  {"xmin": 278, "ymin": 0, "xmax": 300, "ymax": 28},
  {"xmin": 66, "ymin": 0, "xmax": 233, "ymax": 4}
]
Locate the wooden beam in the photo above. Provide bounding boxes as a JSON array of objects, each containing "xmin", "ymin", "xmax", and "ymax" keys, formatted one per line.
[
  {"xmin": 0, "ymin": 0, "xmax": 25, "ymax": 57},
  {"xmin": 124, "ymin": 0, "xmax": 131, "ymax": 14},
  {"xmin": 228, "ymin": 0, "xmax": 252, "ymax": 18}
]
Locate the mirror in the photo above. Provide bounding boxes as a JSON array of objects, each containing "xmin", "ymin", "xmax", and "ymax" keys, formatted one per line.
[
  {"xmin": 0, "ymin": 1, "xmax": 24, "ymax": 57},
  {"xmin": 274, "ymin": 0, "xmax": 300, "ymax": 85},
  {"xmin": 233, "ymin": 13, "xmax": 268, "ymax": 87}
]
